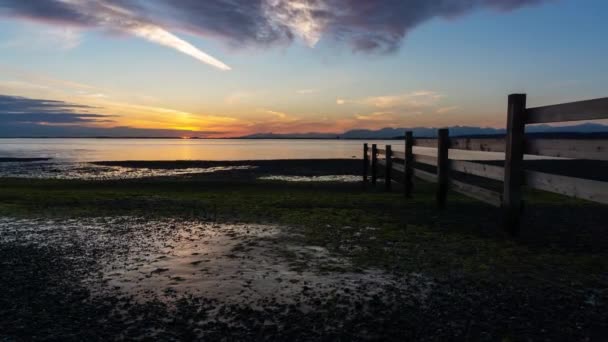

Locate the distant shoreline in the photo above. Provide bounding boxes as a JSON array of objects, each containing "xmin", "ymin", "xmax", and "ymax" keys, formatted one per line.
[
  {"xmin": 0, "ymin": 157, "xmax": 50, "ymax": 163},
  {"xmin": 2, "ymin": 132, "xmax": 608, "ymax": 139}
]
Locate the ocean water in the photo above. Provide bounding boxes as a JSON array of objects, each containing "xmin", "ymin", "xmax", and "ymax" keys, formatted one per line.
[{"xmin": 0, "ymin": 138, "xmax": 507, "ymax": 162}]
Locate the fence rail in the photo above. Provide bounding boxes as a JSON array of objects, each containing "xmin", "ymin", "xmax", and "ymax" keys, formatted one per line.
[
  {"xmin": 525, "ymin": 97, "xmax": 608, "ymax": 124},
  {"xmin": 525, "ymin": 139, "xmax": 608, "ymax": 160},
  {"xmin": 363, "ymin": 93, "xmax": 608, "ymax": 236}
]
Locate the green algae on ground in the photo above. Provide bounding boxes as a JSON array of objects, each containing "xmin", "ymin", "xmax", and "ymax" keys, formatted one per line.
[
  {"xmin": 0, "ymin": 172, "xmax": 607, "ymax": 339},
  {"xmin": 0, "ymin": 176, "xmax": 606, "ymax": 283}
]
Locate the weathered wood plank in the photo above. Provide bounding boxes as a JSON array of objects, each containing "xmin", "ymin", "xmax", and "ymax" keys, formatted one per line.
[
  {"xmin": 449, "ymin": 138, "xmax": 505, "ymax": 152},
  {"xmin": 449, "ymin": 179, "xmax": 503, "ymax": 207},
  {"xmin": 385, "ymin": 145, "xmax": 392, "ymax": 191},
  {"xmin": 392, "ymin": 163, "xmax": 405, "ymax": 173},
  {"xmin": 417, "ymin": 138, "xmax": 505, "ymax": 152},
  {"xmin": 526, "ymin": 139, "xmax": 608, "ymax": 160},
  {"xmin": 413, "ymin": 138, "xmax": 437, "ymax": 148},
  {"xmin": 450, "ymin": 160, "xmax": 505, "ymax": 181},
  {"xmin": 413, "ymin": 168, "xmax": 437, "ymax": 183},
  {"xmin": 363, "ymin": 143, "xmax": 369, "ymax": 183},
  {"xmin": 503, "ymin": 94, "xmax": 527, "ymax": 235},
  {"xmin": 405, "ymin": 132, "xmax": 414, "ymax": 197},
  {"xmin": 526, "ymin": 97, "xmax": 608, "ymax": 124},
  {"xmin": 525, "ymin": 171, "xmax": 608, "ymax": 204},
  {"xmin": 377, "ymin": 148, "xmax": 386, "ymax": 155},
  {"xmin": 371, "ymin": 144, "xmax": 378, "ymax": 186},
  {"xmin": 392, "ymin": 150, "xmax": 406, "ymax": 159},
  {"xmin": 414, "ymin": 154, "xmax": 437, "ymax": 166},
  {"xmin": 437, "ymin": 129, "xmax": 450, "ymax": 209}
]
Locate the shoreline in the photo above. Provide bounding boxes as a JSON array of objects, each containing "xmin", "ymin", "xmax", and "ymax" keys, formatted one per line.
[
  {"xmin": 1, "ymin": 158, "xmax": 607, "ymax": 182},
  {"xmin": 0, "ymin": 163, "xmax": 607, "ymax": 340}
]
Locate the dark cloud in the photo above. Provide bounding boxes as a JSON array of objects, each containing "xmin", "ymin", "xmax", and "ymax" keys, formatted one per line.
[
  {"xmin": 0, "ymin": 94, "xmax": 112, "ymax": 125},
  {"xmin": 0, "ymin": 123, "xmax": 224, "ymax": 138},
  {"xmin": 0, "ymin": 0, "xmax": 550, "ymax": 52},
  {"xmin": 0, "ymin": 94, "xmax": 222, "ymax": 137},
  {"xmin": 0, "ymin": 0, "xmax": 92, "ymax": 25}
]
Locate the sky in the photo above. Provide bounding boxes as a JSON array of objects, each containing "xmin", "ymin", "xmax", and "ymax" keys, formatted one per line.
[{"xmin": 0, "ymin": 0, "xmax": 607, "ymax": 138}]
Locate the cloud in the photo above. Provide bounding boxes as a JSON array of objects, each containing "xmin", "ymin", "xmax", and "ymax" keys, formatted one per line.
[
  {"xmin": 355, "ymin": 111, "xmax": 400, "ymax": 121},
  {"xmin": 264, "ymin": 110, "xmax": 288, "ymax": 119},
  {"xmin": 345, "ymin": 91, "xmax": 454, "ymax": 129},
  {"xmin": 0, "ymin": 0, "xmax": 230, "ymax": 70},
  {"xmin": 0, "ymin": 122, "xmax": 224, "ymax": 138},
  {"xmin": 0, "ymin": 0, "xmax": 549, "ymax": 55},
  {"xmin": 263, "ymin": 0, "xmax": 328, "ymax": 47},
  {"xmin": 224, "ymin": 91, "xmax": 253, "ymax": 105},
  {"xmin": 336, "ymin": 91, "xmax": 442, "ymax": 110},
  {"xmin": 296, "ymin": 88, "xmax": 318, "ymax": 94},
  {"xmin": 0, "ymin": 65, "xmax": 98, "ymax": 91},
  {"xmin": 0, "ymin": 94, "xmax": 226, "ymax": 137},
  {"xmin": 0, "ymin": 94, "xmax": 114, "ymax": 125},
  {"xmin": 436, "ymin": 105, "xmax": 459, "ymax": 114},
  {"xmin": 1, "ymin": 24, "xmax": 82, "ymax": 50}
]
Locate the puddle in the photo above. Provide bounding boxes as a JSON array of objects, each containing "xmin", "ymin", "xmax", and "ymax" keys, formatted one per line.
[
  {"xmin": 0, "ymin": 217, "xmax": 434, "ymax": 307},
  {"xmin": 259, "ymin": 175, "xmax": 361, "ymax": 182},
  {"xmin": 0, "ymin": 161, "xmax": 255, "ymax": 180}
]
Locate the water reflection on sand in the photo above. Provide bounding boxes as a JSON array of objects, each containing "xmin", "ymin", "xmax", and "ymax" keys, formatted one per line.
[
  {"xmin": 0, "ymin": 161, "xmax": 255, "ymax": 180},
  {"xmin": 259, "ymin": 175, "xmax": 361, "ymax": 182},
  {"xmin": 0, "ymin": 217, "xmax": 433, "ymax": 306}
]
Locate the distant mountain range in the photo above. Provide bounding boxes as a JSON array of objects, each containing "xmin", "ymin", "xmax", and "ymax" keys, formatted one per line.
[{"xmin": 238, "ymin": 123, "xmax": 608, "ymax": 139}]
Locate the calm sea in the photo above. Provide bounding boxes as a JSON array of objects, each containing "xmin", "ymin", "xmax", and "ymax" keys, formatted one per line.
[{"xmin": 0, "ymin": 138, "xmax": 507, "ymax": 162}]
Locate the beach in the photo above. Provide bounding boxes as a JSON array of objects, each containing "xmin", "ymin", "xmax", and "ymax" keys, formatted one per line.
[{"xmin": 1, "ymin": 158, "xmax": 607, "ymax": 340}]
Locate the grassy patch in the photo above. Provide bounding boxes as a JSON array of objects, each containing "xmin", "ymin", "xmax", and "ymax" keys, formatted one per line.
[{"xmin": 0, "ymin": 177, "xmax": 606, "ymax": 289}]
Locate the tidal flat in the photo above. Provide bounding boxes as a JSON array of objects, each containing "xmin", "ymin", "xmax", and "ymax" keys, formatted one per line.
[{"xmin": 0, "ymin": 159, "xmax": 607, "ymax": 340}]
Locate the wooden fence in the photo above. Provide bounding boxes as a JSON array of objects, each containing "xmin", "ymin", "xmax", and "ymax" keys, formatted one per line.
[{"xmin": 363, "ymin": 94, "xmax": 608, "ymax": 235}]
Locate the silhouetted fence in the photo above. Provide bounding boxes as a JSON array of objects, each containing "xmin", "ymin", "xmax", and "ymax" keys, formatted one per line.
[{"xmin": 363, "ymin": 94, "xmax": 608, "ymax": 235}]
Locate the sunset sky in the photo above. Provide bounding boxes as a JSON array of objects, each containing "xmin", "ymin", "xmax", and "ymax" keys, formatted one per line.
[{"xmin": 1, "ymin": 0, "xmax": 607, "ymax": 137}]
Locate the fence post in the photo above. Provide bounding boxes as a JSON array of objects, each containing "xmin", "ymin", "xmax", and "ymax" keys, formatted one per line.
[
  {"xmin": 437, "ymin": 128, "xmax": 450, "ymax": 209},
  {"xmin": 405, "ymin": 131, "xmax": 414, "ymax": 197},
  {"xmin": 385, "ymin": 145, "xmax": 392, "ymax": 191},
  {"xmin": 503, "ymin": 94, "xmax": 527, "ymax": 236},
  {"xmin": 371, "ymin": 144, "xmax": 378, "ymax": 186},
  {"xmin": 363, "ymin": 143, "xmax": 369, "ymax": 183}
]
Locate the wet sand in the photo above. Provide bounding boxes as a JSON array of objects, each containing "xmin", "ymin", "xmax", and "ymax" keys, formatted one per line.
[
  {"xmin": 0, "ymin": 158, "xmax": 606, "ymax": 340},
  {"xmin": 0, "ymin": 217, "xmax": 435, "ymax": 340},
  {"xmin": 0, "ymin": 217, "xmax": 430, "ymax": 305},
  {"xmin": 0, "ymin": 159, "xmax": 361, "ymax": 181}
]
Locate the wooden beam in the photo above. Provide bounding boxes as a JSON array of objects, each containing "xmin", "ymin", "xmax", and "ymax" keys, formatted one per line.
[
  {"xmin": 413, "ymin": 138, "xmax": 437, "ymax": 148},
  {"xmin": 392, "ymin": 163, "xmax": 405, "ymax": 173},
  {"xmin": 414, "ymin": 154, "xmax": 438, "ymax": 166},
  {"xmin": 526, "ymin": 139, "xmax": 608, "ymax": 161},
  {"xmin": 371, "ymin": 144, "xmax": 378, "ymax": 186},
  {"xmin": 415, "ymin": 137, "xmax": 505, "ymax": 152},
  {"xmin": 413, "ymin": 168, "xmax": 437, "ymax": 183},
  {"xmin": 450, "ymin": 179, "xmax": 503, "ymax": 207},
  {"xmin": 363, "ymin": 143, "xmax": 369, "ymax": 183},
  {"xmin": 377, "ymin": 148, "xmax": 386, "ymax": 155},
  {"xmin": 526, "ymin": 97, "xmax": 608, "ymax": 124},
  {"xmin": 437, "ymin": 128, "xmax": 450, "ymax": 209},
  {"xmin": 405, "ymin": 132, "xmax": 414, "ymax": 197},
  {"xmin": 385, "ymin": 145, "xmax": 392, "ymax": 192},
  {"xmin": 449, "ymin": 138, "xmax": 505, "ymax": 152},
  {"xmin": 503, "ymin": 94, "xmax": 527, "ymax": 236},
  {"xmin": 391, "ymin": 150, "xmax": 406, "ymax": 159},
  {"xmin": 525, "ymin": 171, "xmax": 608, "ymax": 205},
  {"xmin": 450, "ymin": 160, "xmax": 505, "ymax": 182}
]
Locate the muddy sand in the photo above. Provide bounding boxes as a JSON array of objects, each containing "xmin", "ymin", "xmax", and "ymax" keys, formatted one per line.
[
  {"xmin": 1, "ymin": 217, "xmax": 437, "ymax": 340},
  {"xmin": 1, "ymin": 158, "xmax": 606, "ymax": 340}
]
